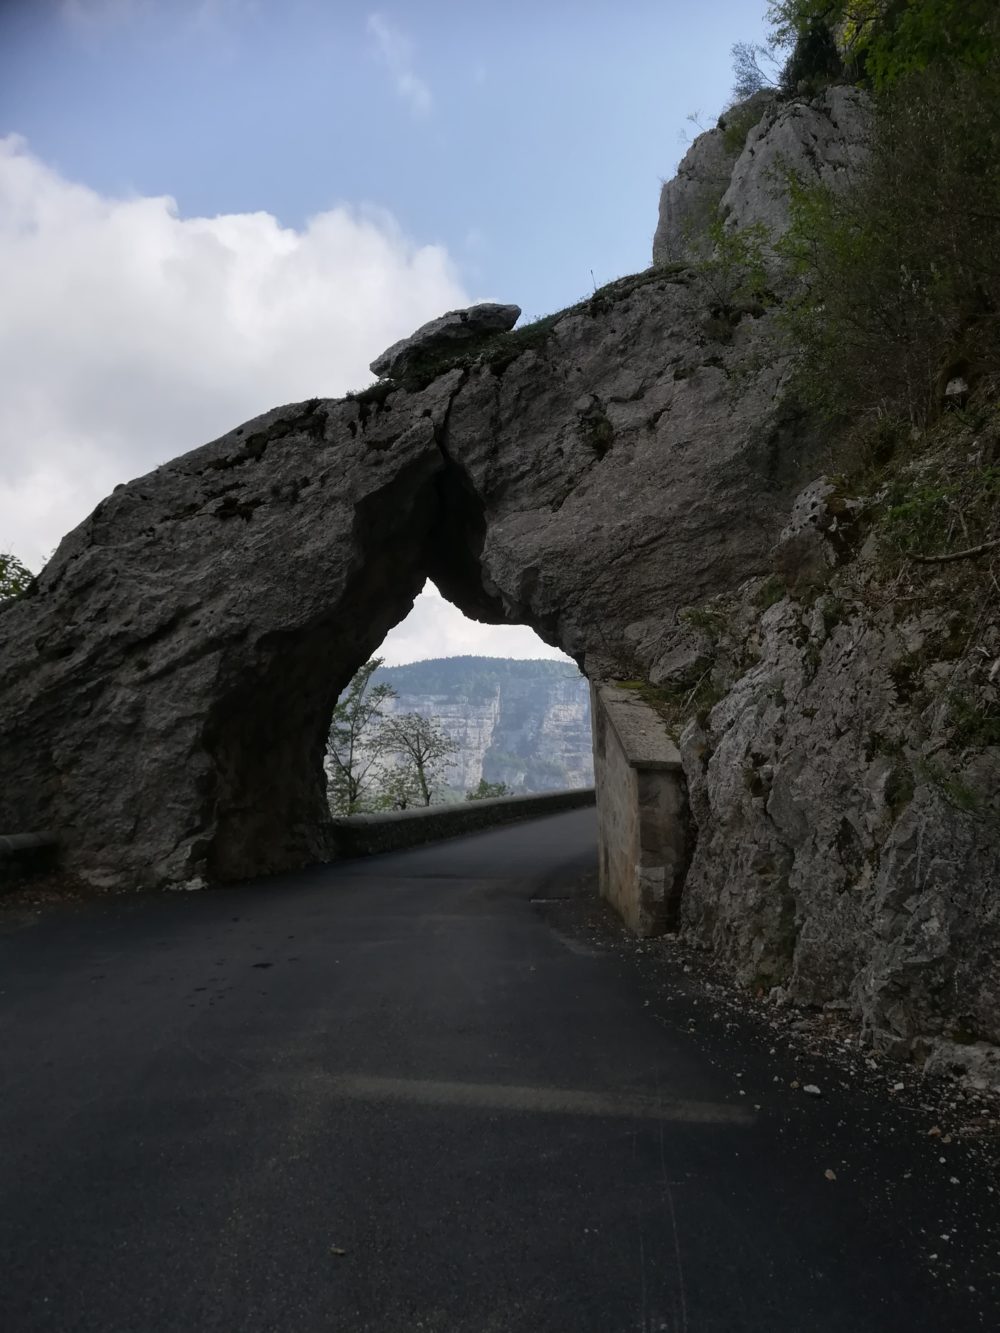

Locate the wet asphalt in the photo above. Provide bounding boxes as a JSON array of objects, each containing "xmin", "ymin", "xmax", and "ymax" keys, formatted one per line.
[{"xmin": 0, "ymin": 807, "xmax": 996, "ymax": 1332}]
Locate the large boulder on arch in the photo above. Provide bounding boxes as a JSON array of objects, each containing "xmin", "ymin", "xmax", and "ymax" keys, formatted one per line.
[
  {"xmin": 370, "ymin": 302, "xmax": 522, "ymax": 380},
  {"xmin": 0, "ymin": 269, "xmax": 817, "ymax": 891}
]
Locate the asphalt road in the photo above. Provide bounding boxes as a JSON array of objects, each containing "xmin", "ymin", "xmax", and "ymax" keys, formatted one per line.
[{"xmin": 0, "ymin": 808, "xmax": 996, "ymax": 1332}]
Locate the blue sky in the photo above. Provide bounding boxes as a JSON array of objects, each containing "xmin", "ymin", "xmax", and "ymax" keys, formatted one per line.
[
  {"xmin": 2, "ymin": 0, "xmax": 768, "ymax": 317},
  {"xmin": 0, "ymin": 0, "xmax": 770, "ymax": 661}
]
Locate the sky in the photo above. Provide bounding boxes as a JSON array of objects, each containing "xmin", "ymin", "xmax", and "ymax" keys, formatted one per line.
[{"xmin": 0, "ymin": 0, "xmax": 769, "ymax": 664}]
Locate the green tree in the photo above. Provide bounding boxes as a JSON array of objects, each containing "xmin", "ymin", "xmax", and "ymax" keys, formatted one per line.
[
  {"xmin": 765, "ymin": 0, "xmax": 839, "ymax": 51},
  {"xmin": 765, "ymin": 0, "xmax": 996, "ymax": 90},
  {"xmin": 465, "ymin": 779, "xmax": 512, "ymax": 802},
  {"xmin": 860, "ymin": 0, "xmax": 996, "ymax": 88},
  {"xmin": 692, "ymin": 218, "xmax": 772, "ymax": 315},
  {"xmin": 370, "ymin": 766, "xmax": 422, "ymax": 811},
  {"xmin": 730, "ymin": 41, "xmax": 779, "ymax": 99},
  {"xmin": 326, "ymin": 659, "xmax": 397, "ymax": 814},
  {"xmin": 777, "ymin": 20, "xmax": 1000, "ymax": 424},
  {"xmin": 0, "ymin": 552, "xmax": 33, "ymax": 600},
  {"xmin": 765, "ymin": 0, "xmax": 848, "ymax": 89},
  {"xmin": 378, "ymin": 713, "xmax": 458, "ymax": 807}
]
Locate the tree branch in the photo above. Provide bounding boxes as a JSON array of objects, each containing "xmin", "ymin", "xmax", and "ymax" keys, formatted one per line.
[{"xmin": 910, "ymin": 537, "xmax": 1000, "ymax": 564}]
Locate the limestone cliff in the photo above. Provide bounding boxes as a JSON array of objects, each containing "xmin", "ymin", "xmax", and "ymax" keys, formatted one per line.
[
  {"xmin": 370, "ymin": 657, "xmax": 593, "ymax": 796},
  {"xmin": 643, "ymin": 88, "xmax": 1000, "ymax": 1085},
  {"xmin": 654, "ymin": 85, "xmax": 869, "ymax": 269},
  {"xmin": 652, "ymin": 456, "xmax": 1000, "ymax": 1087}
]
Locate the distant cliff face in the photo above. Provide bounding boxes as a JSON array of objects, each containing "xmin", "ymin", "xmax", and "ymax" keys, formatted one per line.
[{"xmin": 373, "ymin": 657, "xmax": 593, "ymax": 795}]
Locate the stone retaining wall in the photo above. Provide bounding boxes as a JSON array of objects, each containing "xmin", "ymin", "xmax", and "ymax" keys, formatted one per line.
[
  {"xmin": 328, "ymin": 788, "xmax": 595, "ymax": 858},
  {"xmin": 591, "ymin": 684, "xmax": 689, "ymax": 936}
]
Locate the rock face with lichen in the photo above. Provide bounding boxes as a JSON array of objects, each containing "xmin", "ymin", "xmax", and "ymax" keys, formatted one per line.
[
  {"xmin": 654, "ymin": 85, "xmax": 869, "ymax": 266},
  {"xmin": 642, "ymin": 85, "xmax": 999, "ymax": 1084},
  {"xmin": 653, "ymin": 91, "xmax": 776, "ymax": 265},
  {"xmin": 661, "ymin": 464, "xmax": 1000, "ymax": 1083},
  {"xmin": 720, "ymin": 85, "xmax": 870, "ymax": 237}
]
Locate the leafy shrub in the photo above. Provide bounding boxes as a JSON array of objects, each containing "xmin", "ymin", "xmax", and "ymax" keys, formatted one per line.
[
  {"xmin": 719, "ymin": 97, "xmax": 769, "ymax": 155},
  {"xmin": 765, "ymin": 1, "xmax": 996, "ymax": 92},
  {"xmin": 780, "ymin": 17, "xmax": 843, "ymax": 91},
  {"xmin": 776, "ymin": 20, "xmax": 1000, "ymax": 425},
  {"xmin": 465, "ymin": 779, "xmax": 511, "ymax": 802},
  {"xmin": 853, "ymin": 0, "xmax": 997, "ymax": 90},
  {"xmin": 729, "ymin": 42, "xmax": 778, "ymax": 101},
  {"xmin": 693, "ymin": 219, "xmax": 772, "ymax": 315},
  {"xmin": 0, "ymin": 552, "xmax": 33, "ymax": 600},
  {"xmin": 883, "ymin": 482, "xmax": 965, "ymax": 557}
]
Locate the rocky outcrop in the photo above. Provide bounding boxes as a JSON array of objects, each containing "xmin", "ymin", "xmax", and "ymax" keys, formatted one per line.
[
  {"xmin": 2, "ymin": 85, "xmax": 875, "ymax": 896},
  {"xmin": 0, "ymin": 260, "xmax": 812, "ymax": 891},
  {"xmin": 370, "ymin": 302, "xmax": 521, "ymax": 379},
  {"xmin": 647, "ymin": 83, "xmax": 997, "ymax": 1081},
  {"xmin": 620, "ymin": 444, "xmax": 999, "ymax": 1085},
  {"xmin": 720, "ymin": 85, "xmax": 870, "ymax": 238},
  {"xmin": 0, "ymin": 87, "xmax": 866, "ymax": 901},
  {"xmin": 653, "ymin": 93, "xmax": 775, "ymax": 265},
  {"xmin": 0, "ymin": 390, "xmax": 457, "ymax": 887},
  {"xmin": 670, "ymin": 530, "xmax": 1000, "ymax": 1075},
  {"xmin": 653, "ymin": 85, "xmax": 869, "ymax": 266}
]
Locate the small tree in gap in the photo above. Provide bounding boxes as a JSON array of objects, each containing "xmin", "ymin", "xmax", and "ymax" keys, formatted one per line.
[
  {"xmin": 372, "ymin": 765, "xmax": 422, "ymax": 812},
  {"xmin": 326, "ymin": 659, "xmax": 397, "ymax": 814},
  {"xmin": 379, "ymin": 713, "xmax": 458, "ymax": 807}
]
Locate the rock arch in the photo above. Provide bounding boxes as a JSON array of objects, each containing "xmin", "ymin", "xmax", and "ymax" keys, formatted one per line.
[{"xmin": 0, "ymin": 271, "xmax": 811, "ymax": 890}]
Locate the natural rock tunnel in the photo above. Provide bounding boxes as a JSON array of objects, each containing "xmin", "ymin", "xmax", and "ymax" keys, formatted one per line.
[
  {"xmin": 6, "ymin": 85, "xmax": 998, "ymax": 1070},
  {"xmin": 0, "ymin": 269, "xmax": 816, "ymax": 891}
]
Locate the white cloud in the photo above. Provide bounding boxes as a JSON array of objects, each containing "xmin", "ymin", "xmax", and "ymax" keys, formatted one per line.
[
  {"xmin": 0, "ymin": 136, "xmax": 564, "ymax": 666},
  {"xmin": 367, "ymin": 13, "xmax": 432, "ymax": 117},
  {"xmin": 0, "ymin": 133, "xmax": 468, "ymax": 569},
  {"xmin": 380, "ymin": 584, "xmax": 573, "ymax": 667}
]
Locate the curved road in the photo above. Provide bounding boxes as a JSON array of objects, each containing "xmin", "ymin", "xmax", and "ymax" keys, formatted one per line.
[{"xmin": 0, "ymin": 809, "xmax": 995, "ymax": 1331}]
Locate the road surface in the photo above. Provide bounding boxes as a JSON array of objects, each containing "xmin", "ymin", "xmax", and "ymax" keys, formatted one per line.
[{"xmin": 0, "ymin": 808, "xmax": 996, "ymax": 1331}]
